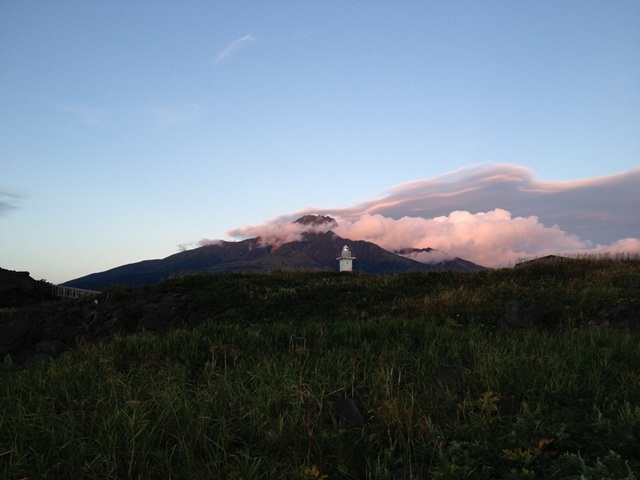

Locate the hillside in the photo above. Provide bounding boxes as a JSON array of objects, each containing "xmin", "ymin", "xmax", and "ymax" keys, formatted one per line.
[
  {"xmin": 63, "ymin": 227, "xmax": 485, "ymax": 290},
  {"xmin": 0, "ymin": 268, "xmax": 54, "ymax": 307},
  {"xmin": 1, "ymin": 256, "xmax": 639, "ymax": 479},
  {"xmin": 4, "ymin": 254, "xmax": 638, "ymax": 366}
]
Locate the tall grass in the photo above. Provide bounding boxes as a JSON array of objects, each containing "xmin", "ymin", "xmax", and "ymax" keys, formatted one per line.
[{"xmin": 1, "ymin": 255, "xmax": 639, "ymax": 479}]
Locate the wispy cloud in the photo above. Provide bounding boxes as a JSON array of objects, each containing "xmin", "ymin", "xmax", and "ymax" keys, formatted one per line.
[
  {"xmin": 214, "ymin": 34, "xmax": 256, "ymax": 65},
  {"xmin": 0, "ymin": 189, "xmax": 21, "ymax": 216},
  {"xmin": 141, "ymin": 103, "xmax": 203, "ymax": 124},
  {"xmin": 55, "ymin": 101, "xmax": 106, "ymax": 125},
  {"xmin": 222, "ymin": 163, "xmax": 640, "ymax": 267}
]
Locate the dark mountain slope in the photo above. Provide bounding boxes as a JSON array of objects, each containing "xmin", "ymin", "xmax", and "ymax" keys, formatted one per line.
[
  {"xmin": 63, "ymin": 219, "xmax": 485, "ymax": 290},
  {"xmin": 63, "ymin": 238, "xmax": 272, "ymax": 290}
]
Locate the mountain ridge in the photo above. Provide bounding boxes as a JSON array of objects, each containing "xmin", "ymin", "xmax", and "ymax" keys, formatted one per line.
[{"xmin": 63, "ymin": 216, "xmax": 485, "ymax": 290}]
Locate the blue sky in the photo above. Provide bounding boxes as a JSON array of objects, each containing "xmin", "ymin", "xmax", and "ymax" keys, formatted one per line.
[{"xmin": 1, "ymin": 1, "xmax": 639, "ymax": 283}]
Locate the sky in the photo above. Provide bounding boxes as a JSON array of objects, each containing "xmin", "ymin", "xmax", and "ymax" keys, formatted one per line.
[{"xmin": 1, "ymin": 1, "xmax": 639, "ymax": 283}]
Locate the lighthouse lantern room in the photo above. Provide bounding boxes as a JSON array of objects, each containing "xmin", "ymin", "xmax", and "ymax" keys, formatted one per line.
[{"xmin": 337, "ymin": 245, "xmax": 355, "ymax": 272}]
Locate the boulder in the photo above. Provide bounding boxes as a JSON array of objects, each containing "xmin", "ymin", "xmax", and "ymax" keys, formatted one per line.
[
  {"xmin": 496, "ymin": 397, "xmax": 521, "ymax": 417},
  {"xmin": 389, "ymin": 462, "xmax": 431, "ymax": 479},
  {"xmin": 334, "ymin": 397, "xmax": 364, "ymax": 426},
  {"xmin": 499, "ymin": 302, "xmax": 545, "ymax": 329},
  {"xmin": 34, "ymin": 340, "xmax": 68, "ymax": 357},
  {"xmin": 434, "ymin": 364, "xmax": 469, "ymax": 386},
  {"xmin": 0, "ymin": 318, "xmax": 33, "ymax": 358},
  {"xmin": 596, "ymin": 302, "xmax": 639, "ymax": 328}
]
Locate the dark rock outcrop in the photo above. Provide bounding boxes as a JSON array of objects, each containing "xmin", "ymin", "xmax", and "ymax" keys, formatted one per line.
[
  {"xmin": 334, "ymin": 397, "xmax": 365, "ymax": 426},
  {"xmin": 434, "ymin": 364, "xmax": 469, "ymax": 386},
  {"xmin": 389, "ymin": 462, "xmax": 431, "ymax": 480},
  {"xmin": 499, "ymin": 302, "xmax": 545, "ymax": 329},
  {"xmin": 495, "ymin": 397, "xmax": 521, "ymax": 417},
  {"xmin": 0, "ymin": 268, "xmax": 54, "ymax": 307},
  {"xmin": 0, "ymin": 318, "xmax": 34, "ymax": 359},
  {"xmin": 595, "ymin": 302, "xmax": 640, "ymax": 328},
  {"xmin": 0, "ymin": 291, "xmax": 198, "ymax": 366}
]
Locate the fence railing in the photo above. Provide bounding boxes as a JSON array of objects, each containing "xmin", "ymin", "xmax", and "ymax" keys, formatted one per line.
[{"xmin": 52, "ymin": 285, "xmax": 101, "ymax": 299}]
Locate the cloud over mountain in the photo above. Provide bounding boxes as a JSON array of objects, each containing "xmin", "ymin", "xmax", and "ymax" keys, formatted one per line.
[
  {"xmin": 328, "ymin": 163, "xmax": 640, "ymax": 246},
  {"xmin": 221, "ymin": 164, "xmax": 640, "ymax": 268}
]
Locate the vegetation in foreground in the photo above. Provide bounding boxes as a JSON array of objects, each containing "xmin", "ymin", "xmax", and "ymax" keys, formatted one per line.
[{"xmin": 1, "ymin": 255, "xmax": 639, "ymax": 479}]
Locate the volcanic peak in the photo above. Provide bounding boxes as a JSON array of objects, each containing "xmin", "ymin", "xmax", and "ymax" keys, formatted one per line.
[{"xmin": 293, "ymin": 215, "xmax": 337, "ymax": 229}]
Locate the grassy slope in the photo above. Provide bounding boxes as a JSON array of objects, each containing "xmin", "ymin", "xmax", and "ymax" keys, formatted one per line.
[{"xmin": 1, "ymin": 255, "xmax": 639, "ymax": 479}]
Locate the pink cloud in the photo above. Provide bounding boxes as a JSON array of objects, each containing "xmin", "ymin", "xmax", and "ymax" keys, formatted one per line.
[
  {"xmin": 324, "ymin": 163, "xmax": 640, "ymax": 246},
  {"xmin": 330, "ymin": 210, "xmax": 590, "ymax": 267},
  {"xmin": 224, "ymin": 215, "xmax": 336, "ymax": 249},
  {"xmin": 219, "ymin": 163, "xmax": 640, "ymax": 267},
  {"xmin": 224, "ymin": 209, "xmax": 594, "ymax": 268}
]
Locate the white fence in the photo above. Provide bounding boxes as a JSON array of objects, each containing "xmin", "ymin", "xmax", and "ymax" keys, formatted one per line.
[{"xmin": 52, "ymin": 285, "xmax": 101, "ymax": 299}]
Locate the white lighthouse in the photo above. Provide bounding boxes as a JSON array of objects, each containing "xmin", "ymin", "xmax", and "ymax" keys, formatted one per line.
[{"xmin": 337, "ymin": 245, "xmax": 355, "ymax": 272}]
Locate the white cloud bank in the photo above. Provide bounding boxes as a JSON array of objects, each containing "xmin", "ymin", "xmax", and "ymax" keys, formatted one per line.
[{"xmin": 211, "ymin": 163, "xmax": 640, "ymax": 268}]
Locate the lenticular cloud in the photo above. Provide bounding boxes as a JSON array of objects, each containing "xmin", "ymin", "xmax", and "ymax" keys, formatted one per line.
[
  {"xmin": 329, "ymin": 163, "xmax": 640, "ymax": 245},
  {"xmin": 218, "ymin": 163, "xmax": 640, "ymax": 268}
]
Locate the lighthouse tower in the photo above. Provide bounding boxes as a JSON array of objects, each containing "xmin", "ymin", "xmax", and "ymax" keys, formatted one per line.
[{"xmin": 337, "ymin": 245, "xmax": 355, "ymax": 272}]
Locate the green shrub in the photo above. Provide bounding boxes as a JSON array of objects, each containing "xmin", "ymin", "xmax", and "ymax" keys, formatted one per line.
[{"xmin": 2, "ymin": 256, "xmax": 639, "ymax": 479}]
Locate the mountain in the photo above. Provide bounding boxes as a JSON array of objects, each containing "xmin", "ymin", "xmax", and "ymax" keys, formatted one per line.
[
  {"xmin": 293, "ymin": 214, "xmax": 338, "ymax": 228},
  {"xmin": 63, "ymin": 216, "xmax": 485, "ymax": 290},
  {"xmin": 394, "ymin": 247, "xmax": 484, "ymax": 272}
]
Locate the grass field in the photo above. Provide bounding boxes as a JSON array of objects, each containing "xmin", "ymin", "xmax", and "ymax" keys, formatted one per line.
[{"xmin": 1, "ymin": 255, "xmax": 639, "ymax": 479}]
